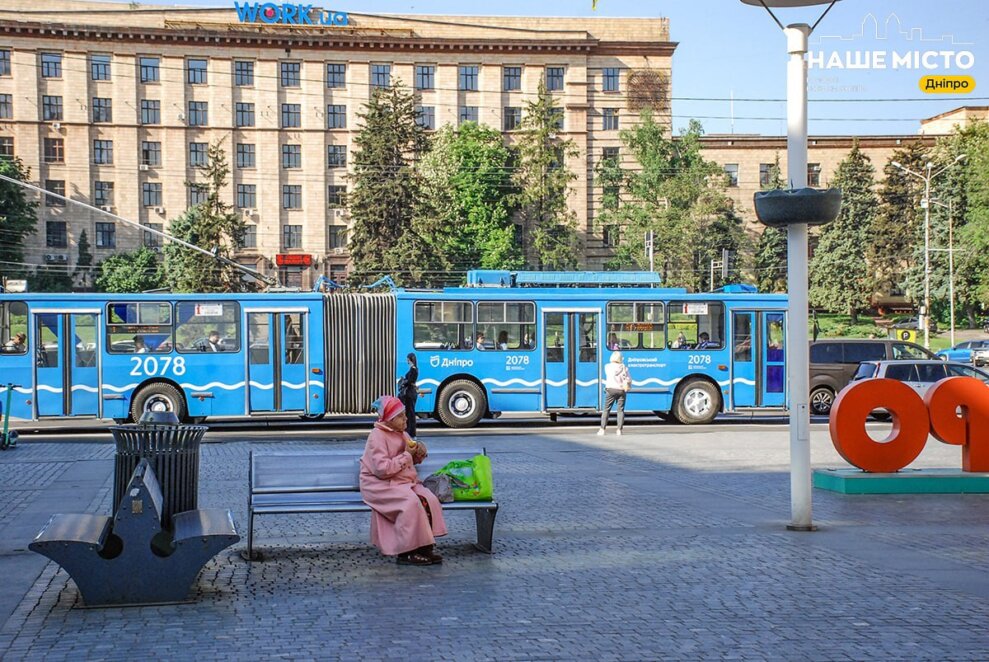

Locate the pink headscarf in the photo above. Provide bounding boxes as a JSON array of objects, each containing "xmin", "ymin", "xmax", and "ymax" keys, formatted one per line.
[{"xmin": 377, "ymin": 395, "xmax": 405, "ymax": 422}]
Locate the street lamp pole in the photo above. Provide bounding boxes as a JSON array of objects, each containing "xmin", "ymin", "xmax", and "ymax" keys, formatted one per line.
[
  {"xmin": 743, "ymin": 0, "xmax": 838, "ymax": 531},
  {"xmin": 891, "ymin": 154, "xmax": 966, "ymax": 349},
  {"xmin": 927, "ymin": 197, "xmax": 955, "ymax": 346}
]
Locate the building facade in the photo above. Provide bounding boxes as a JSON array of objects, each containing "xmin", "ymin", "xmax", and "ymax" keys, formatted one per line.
[{"xmin": 0, "ymin": 0, "xmax": 675, "ymax": 287}]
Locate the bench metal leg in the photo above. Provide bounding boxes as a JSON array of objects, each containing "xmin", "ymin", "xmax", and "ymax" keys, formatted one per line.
[
  {"xmin": 241, "ymin": 511, "xmax": 263, "ymax": 562},
  {"xmin": 473, "ymin": 507, "xmax": 497, "ymax": 554}
]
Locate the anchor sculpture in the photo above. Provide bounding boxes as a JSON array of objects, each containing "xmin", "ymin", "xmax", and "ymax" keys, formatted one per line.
[{"xmin": 30, "ymin": 459, "xmax": 239, "ymax": 606}]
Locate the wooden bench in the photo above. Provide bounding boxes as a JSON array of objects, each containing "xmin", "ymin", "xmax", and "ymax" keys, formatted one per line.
[{"xmin": 246, "ymin": 448, "xmax": 498, "ymax": 561}]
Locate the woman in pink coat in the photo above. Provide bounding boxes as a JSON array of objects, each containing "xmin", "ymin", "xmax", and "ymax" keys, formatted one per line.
[{"xmin": 360, "ymin": 395, "xmax": 447, "ymax": 565}]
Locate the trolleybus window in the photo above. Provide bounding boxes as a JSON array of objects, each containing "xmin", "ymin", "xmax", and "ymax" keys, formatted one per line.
[
  {"xmin": 106, "ymin": 302, "xmax": 172, "ymax": 353},
  {"xmin": 477, "ymin": 301, "xmax": 535, "ymax": 350},
  {"xmin": 668, "ymin": 302, "xmax": 724, "ymax": 350},
  {"xmin": 606, "ymin": 302, "xmax": 664, "ymax": 350},
  {"xmin": 413, "ymin": 301, "xmax": 473, "ymax": 350},
  {"xmin": 0, "ymin": 301, "xmax": 28, "ymax": 354},
  {"xmin": 175, "ymin": 301, "xmax": 241, "ymax": 353}
]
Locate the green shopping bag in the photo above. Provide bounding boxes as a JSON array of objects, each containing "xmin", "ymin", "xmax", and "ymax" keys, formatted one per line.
[{"xmin": 436, "ymin": 454, "xmax": 494, "ymax": 501}]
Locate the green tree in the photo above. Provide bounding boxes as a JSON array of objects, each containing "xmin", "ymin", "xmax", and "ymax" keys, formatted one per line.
[
  {"xmin": 96, "ymin": 247, "xmax": 163, "ymax": 293},
  {"xmin": 419, "ymin": 123, "xmax": 521, "ymax": 272},
  {"xmin": 29, "ymin": 264, "xmax": 73, "ymax": 292},
  {"xmin": 0, "ymin": 157, "xmax": 39, "ymax": 280},
  {"xmin": 809, "ymin": 141, "xmax": 877, "ymax": 323},
  {"xmin": 754, "ymin": 154, "xmax": 788, "ymax": 293},
  {"xmin": 348, "ymin": 83, "xmax": 430, "ymax": 285},
  {"xmin": 870, "ymin": 141, "xmax": 927, "ymax": 302},
  {"xmin": 511, "ymin": 80, "xmax": 581, "ymax": 270},
  {"xmin": 596, "ymin": 113, "xmax": 727, "ymax": 289},
  {"xmin": 74, "ymin": 229, "xmax": 94, "ymax": 291},
  {"xmin": 161, "ymin": 141, "xmax": 246, "ymax": 292}
]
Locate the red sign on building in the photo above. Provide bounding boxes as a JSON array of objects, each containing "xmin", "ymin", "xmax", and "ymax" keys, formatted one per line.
[{"xmin": 275, "ymin": 254, "xmax": 312, "ymax": 267}]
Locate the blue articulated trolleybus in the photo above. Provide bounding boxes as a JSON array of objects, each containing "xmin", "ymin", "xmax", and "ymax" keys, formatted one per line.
[{"xmin": 0, "ymin": 271, "xmax": 787, "ymax": 426}]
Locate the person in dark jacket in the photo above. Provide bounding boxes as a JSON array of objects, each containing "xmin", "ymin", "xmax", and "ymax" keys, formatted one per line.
[{"xmin": 397, "ymin": 352, "xmax": 419, "ymax": 439}]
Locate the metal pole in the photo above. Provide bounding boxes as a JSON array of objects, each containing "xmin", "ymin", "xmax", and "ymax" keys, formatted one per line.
[
  {"xmin": 949, "ymin": 200, "xmax": 955, "ymax": 348},
  {"xmin": 785, "ymin": 23, "xmax": 813, "ymax": 531},
  {"xmin": 923, "ymin": 166, "xmax": 932, "ymax": 350}
]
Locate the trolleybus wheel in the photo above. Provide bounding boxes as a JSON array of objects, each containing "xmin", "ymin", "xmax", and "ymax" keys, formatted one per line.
[
  {"xmin": 130, "ymin": 383, "xmax": 187, "ymax": 423},
  {"xmin": 299, "ymin": 413, "xmax": 326, "ymax": 421},
  {"xmin": 673, "ymin": 381, "xmax": 720, "ymax": 425},
  {"xmin": 437, "ymin": 380, "xmax": 486, "ymax": 428}
]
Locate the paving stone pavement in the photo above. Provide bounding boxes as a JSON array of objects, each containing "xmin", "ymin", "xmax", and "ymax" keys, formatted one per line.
[{"xmin": 1, "ymin": 424, "xmax": 988, "ymax": 661}]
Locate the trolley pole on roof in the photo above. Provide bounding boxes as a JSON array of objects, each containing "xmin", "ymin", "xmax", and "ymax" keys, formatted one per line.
[{"xmin": 0, "ymin": 173, "xmax": 277, "ymax": 287}]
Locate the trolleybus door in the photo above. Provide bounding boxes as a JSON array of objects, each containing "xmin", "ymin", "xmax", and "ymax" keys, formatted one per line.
[
  {"xmin": 247, "ymin": 310, "xmax": 309, "ymax": 413},
  {"xmin": 730, "ymin": 310, "xmax": 786, "ymax": 408},
  {"xmin": 543, "ymin": 310, "xmax": 600, "ymax": 410},
  {"xmin": 33, "ymin": 311, "xmax": 101, "ymax": 417}
]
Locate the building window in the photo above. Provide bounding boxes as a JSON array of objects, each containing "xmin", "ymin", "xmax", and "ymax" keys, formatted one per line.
[
  {"xmin": 94, "ymin": 181, "xmax": 114, "ymax": 207},
  {"xmin": 370, "ymin": 64, "xmax": 391, "ymax": 89},
  {"xmin": 0, "ymin": 50, "xmax": 10, "ymax": 77},
  {"xmin": 459, "ymin": 65, "xmax": 479, "ymax": 91},
  {"xmin": 603, "ymin": 225, "xmax": 619, "ymax": 248},
  {"xmin": 188, "ymin": 101, "xmax": 208, "ymax": 127},
  {"xmin": 503, "ymin": 66, "xmax": 521, "ymax": 91},
  {"xmin": 0, "ymin": 137, "xmax": 13, "ymax": 158},
  {"xmin": 236, "ymin": 143, "xmax": 256, "ymax": 169},
  {"xmin": 95, "ymin": 143, "xmax": 129, "ymax": 183},
  {"xmin": 327, "ymin": 145, "xmax": 347, "ymax": 168},
  {"xmin": 187, "ymin": 58, "xmax": 208, "ymax": 85},
  {"xmin": 91, "ymin": 54, "xmax": 111, "ymax": 81},
  {"xmin": 327, "ymin": 185, "xmax": 347, "ymax": 207},
  {"xmin": 602, "ymin": 67, "xmax": 620, "ymax": 92},
  {"xmin": 545, "ymin": 66, "xmax": 564, "ymax": 91},
  {"xmin": 45, "ymin": 180, "xmax": 66, "ymax": 207},
  {"xmin": 283, "ymin": 225, "xmax": 303, "ymax": 249},
  {"xmin": 235, "ymin": 102, "xmax": 255, "ymax": 127},
  {"xmin": 43, "ymin": 138, "xmax": 64, "ymax": 164},
  {"xmin": 326, "ymin": 63, "xmax": 346, "ymax": 88},
  {"xmin": 0, "ymin": 94, "xmax": 11, "ymax": 120},
  {"xmin": 234, "ymin": 60, "xmax": 254, "ymax": 86},
  {"xmin": 759, "ymin": 163, "xmax": 774, "ymax": 188},
  {"xmin": 141, "ymin": 141, "xmax": 161, "ymax": 167},
  {"xmin": 280, "ymin": 61, "xmax": 301, "ymax": 87},
  {"xmin": 188, "ymin": 183, "xmax": 208, "ymax": 207},
  {"xmin": 415, "ymin": 65, "xmax": 435, "ymax": 91},
  {"xmin": 326, "ymin": 104, "xmax": 346, "ymax": 129},
  {"xmin": 282, "ymin": 185, "xmax": 302, "ymax": 209},
  {"xmin": 189, "ymin": 142, "xmax": 207, "ymax": 168},
  {"xmin": 459, "ymin": 106, "xmax": 478, "ymax": 125},
  {"xmin": 239, "ymin": 225, "xmax": 257, "ymax": 249},
  {"xmin": 46, "ymin": 221, "xmax": 68, "ymax": 248},
  {"xmin": 550, "ymin": 107, "xmax": 564, "ymax": 130},
  {"xmin": 724, "ymin": 164, "xmax": 739, "ymax": 188},
  {"xmin": 142, "ymin": 182, "xmax": 162, "ymax": 207},
  {"xmin": 328, "ymin": 226, "xmax": 348, "ymax": 249},
  {"xmin": 416, "ymin": 106, "xmax": 435, "ymax": 130},
  {"xmin": 42, "ymin": 95, "xmax": 63, "ymax": 122},
  {"xmin": 281, "ymin": 103, "xmax": 301, "ymax": 128},
  {"xmin": 144, "ymin": 223, "xmax": 163, "ymax": 249},
  {"xmin": 95, "ymin": 222, "xmax": 116, "ymax": 248},
  {"xmin": 92, "ymin": 97, "xmax": 112, "ymax": 123},
  {"xmin": 236, "ymin": 184, "xmax": 257, "ymax": 209},
  {"xmin": 41, "ymin": 53, "xmax": 62, "ymax": 78},
  {"xmin": 139, "ymin": 56, "xmax": 160, "ymax": 83},
  {"xmin": 503, "ymin": 107, "xmax": 521, "ymax": 131},
  {"xmin": 602, "ymin": 108, "xmax": 619, "ymax": 131},
  {"xmin": 140, "ymin": 99, "xmax": 160, "ymax": 125},
  {"xmin": 282, "ymin": 144, "xmax": 302, "ymax": 169},
  {"xmin": 602, "ymin": 146, "xmax": 620, "ymax": 162},
  {"xmin": 808, "ymin": 162, "xmax": 822, "ymax": 187}
]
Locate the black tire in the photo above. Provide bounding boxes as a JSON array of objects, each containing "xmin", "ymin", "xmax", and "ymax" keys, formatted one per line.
[
  {"xmin": 673, "ymin": 381, "xmax": 720, "ymax": 425},
  {"xmin": 299, "ymin": 413, "xmax": 326, "ymax": 421},
  {"xmin": 653, "ymin": 410, "xmax": 674, "ymax": 422},
  {"xmin": 436, "ymin": 380, "xmax": 486, "ymax": 428},
  {"xmin": 130, "ymin": 383, "xmax": 187, "ymax": 423},
  {"xmin": 870, "ymin": 411, "xmax": 892, "ymax": 422},
  {"xmin": 810, "ymin": 387, "xmax": 835, "ymax": 416}
]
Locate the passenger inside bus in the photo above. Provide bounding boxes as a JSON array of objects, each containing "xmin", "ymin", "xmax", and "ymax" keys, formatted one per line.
[
  {"xmin": 2, "ymin": 332, "xmax": 26, "ymax": 353},
  {"xmin": 695, "ymin": 332, "xmax": 718, "ymax": 350},
  {"xmin": 497, "ymin": 331, "xmax": 509, "ymax": 350}
]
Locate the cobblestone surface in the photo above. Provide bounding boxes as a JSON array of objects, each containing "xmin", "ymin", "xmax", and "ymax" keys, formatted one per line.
[{"xmin": 1, "ymin": 426, "xmax": 988, "ymax": 660}]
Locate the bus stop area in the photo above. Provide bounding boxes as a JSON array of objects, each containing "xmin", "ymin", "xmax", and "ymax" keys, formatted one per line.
[{"xmin": 1, "ymin": 424, "xmax": 988, "ymax": 660}]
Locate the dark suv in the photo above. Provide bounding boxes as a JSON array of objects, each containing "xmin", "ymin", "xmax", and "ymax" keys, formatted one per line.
[{"xmin": 809, "ymin": 339, "xmax": 936, "ymax": 415}]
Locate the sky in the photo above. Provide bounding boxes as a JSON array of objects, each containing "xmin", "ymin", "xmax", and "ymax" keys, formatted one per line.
[{"xmin": 99, "ymin": 0, "xmax": 989, "ymax": 137}]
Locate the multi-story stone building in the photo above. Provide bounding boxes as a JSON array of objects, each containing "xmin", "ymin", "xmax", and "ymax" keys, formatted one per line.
[{"xmin": 0, "ymin": 0, "xmax": 675, "ymax": 287}]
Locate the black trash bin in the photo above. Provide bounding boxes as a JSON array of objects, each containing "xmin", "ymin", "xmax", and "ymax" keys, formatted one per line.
[{"xmin": 109, "ymin": 412, "xmax": 207, "ymax": 529}]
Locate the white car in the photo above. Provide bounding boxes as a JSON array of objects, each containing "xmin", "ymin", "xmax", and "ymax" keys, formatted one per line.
[
  {"xmin": 851, "ymin": 359, "xmax": 989, "ymax": 399},
  {"xmin": 972, "ymin": 346, "xmax": 989, "ymax": 368}
]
